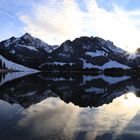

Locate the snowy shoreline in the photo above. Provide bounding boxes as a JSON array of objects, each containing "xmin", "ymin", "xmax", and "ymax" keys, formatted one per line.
[{"xmin": 0, "ymin": 69, "xmax": 19, "ymax": 73}]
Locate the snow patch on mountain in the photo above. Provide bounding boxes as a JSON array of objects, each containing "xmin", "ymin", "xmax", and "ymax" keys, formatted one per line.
[
  {"xmin": 10, "ymin": 50, "xmax": 16, "ymax": 54},
  {"xmin": 53, "ymin": 62, "xmax": 66, "ymax": 65},
  {"xmin": 19, "ymin": 45, "xmax": 38, "ymax": 51},
  {"xmin": 86, "ymin": 51, "xmax": 106, "ymax": 57},
  {"xmin": 82, "ymin": 59, "xmax": 95, "ymax": 69},
  {"xmin": 4, "ymin": 38, "xmax": 17, "ymax": 48},
  {"xmin": 102, "ymin": 60, "xmax": 130, "ymax": 69},
  {"xmin": 81, "ymin": 58, "xmax": 130, "ymax": 69}
]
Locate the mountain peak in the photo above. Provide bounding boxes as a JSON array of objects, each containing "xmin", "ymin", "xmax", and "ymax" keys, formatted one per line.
[
  {"xmin": 23, "ymin": 32, "xmax": 31, "ymax": 36},
  {"xmin": 21, "ymin": 33, "xmax": 32, "ymax": 40}
]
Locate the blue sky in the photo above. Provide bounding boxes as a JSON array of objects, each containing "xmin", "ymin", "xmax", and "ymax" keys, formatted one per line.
[{"xmin": 1, "ymin": 0, "xmax": 140, "ymax": 52}]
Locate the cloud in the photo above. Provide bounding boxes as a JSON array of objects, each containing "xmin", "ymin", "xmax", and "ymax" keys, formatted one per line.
[
  {"xmin": 19, "ymin": 0, "xmax": 85, "ymax": 45},
  {"xmin": 19, "ymin": 0, "xmax": 140, "ymax": 52}
]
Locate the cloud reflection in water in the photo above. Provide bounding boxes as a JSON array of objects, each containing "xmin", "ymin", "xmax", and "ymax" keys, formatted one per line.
[{"xmin": 17, "ymin": 92, "xmax": 140, "ymax": 140}]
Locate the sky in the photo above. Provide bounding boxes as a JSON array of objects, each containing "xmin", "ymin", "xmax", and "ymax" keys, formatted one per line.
[{"xmin": 1, "ymin": 0, "xmax": 140, "ymax": 52}]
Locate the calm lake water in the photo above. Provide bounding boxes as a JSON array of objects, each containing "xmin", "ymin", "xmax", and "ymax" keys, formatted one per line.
[{"xmin": 0, "ymin": 72, "xmax": 140, "ymax": 140}]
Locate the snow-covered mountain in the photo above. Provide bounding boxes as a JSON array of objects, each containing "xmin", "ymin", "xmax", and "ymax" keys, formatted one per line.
[
  {"xmin": 40, "ymin": 36, "xmax": 132, "ymax": 71},
  {"xmin": 0, "ymin": 33, "xmax": 137, "ymax": 71},
  {"xmin": 0, "ymin": 33, "xmax": 58, "ymax": 70}
]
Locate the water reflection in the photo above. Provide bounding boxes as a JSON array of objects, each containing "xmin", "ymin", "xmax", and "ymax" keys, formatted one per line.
[
  {"xmin": 0, "ymin": 72, "xmax": 140, "ymax": 140},
  {"xmin": 0, "ymin": 72, "xmax": 140, "ymax": 108}
]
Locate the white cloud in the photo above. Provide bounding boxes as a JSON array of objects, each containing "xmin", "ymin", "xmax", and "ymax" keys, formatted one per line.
[{"xmin": 19, "ymin": 0, "xmax": 140, "ymax": 52}]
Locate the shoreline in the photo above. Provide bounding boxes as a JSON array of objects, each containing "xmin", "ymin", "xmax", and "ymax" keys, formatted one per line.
[{"xmin": 0, "ymin": 69, "xmax": 19, "ymax": 73}]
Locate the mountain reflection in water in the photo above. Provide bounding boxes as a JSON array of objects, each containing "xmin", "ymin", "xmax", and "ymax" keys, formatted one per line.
[
  {"xmin": 0, "ymin": 72, "xmax": 140, "ymax": 108},
  {"xmin": 0, "ymin": 72, "xmax": 140, "ymax": 140}
]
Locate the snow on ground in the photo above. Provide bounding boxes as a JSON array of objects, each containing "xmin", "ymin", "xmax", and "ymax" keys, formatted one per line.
[
  {"xmin": 10, "ymin": 50, "xmax": 16, "ymax": 54},
  {"xmin": 82, "ymin": 59, "xmax": 94, "ymax": 69},
  {"xmin": 53, "ymin": 62, "xmax": 67, "ymax": 65},
  {"xmin": 102, "ymin": 60, "xmax": 130, "ymax": 69},
  {"xmin": 81, "ymin": 58, "xmax": 130, "ymax": 69},
  {"xmin": 82, "ymin": 75, "xmax": 130, "ymax": 85},
  {"xmin": 40, "ymin": 61, "xmax": 75, "ymax": 68},
  {"xmin": 50, "ymin": 61, "xmax": 74, "ymax": 66},
  {"xmin": 86, "ymin": 51, "xmax": 106, "ymax": 57},
  {"xmin": 0, "ymin": 55, "xmax": 38, "ymax": 72}
]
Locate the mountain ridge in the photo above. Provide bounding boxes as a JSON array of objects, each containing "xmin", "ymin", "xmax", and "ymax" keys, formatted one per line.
[{"xmin": 0, "ymin": 33, "xmax": 139, "ymax": 72}]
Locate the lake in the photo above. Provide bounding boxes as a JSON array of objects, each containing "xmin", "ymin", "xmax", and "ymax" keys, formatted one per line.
[{"xmin": 0, "ymin": 72, "xmax": 140, "ymax": 140}]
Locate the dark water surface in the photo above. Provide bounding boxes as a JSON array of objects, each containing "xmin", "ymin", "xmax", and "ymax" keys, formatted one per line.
[{"xmin": 0, "ymin": 72, "xmax": 140, "ymax": 140}]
